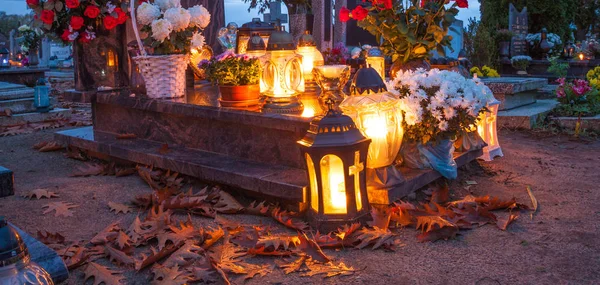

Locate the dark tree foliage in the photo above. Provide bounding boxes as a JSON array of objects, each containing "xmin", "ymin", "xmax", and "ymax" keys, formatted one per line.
[
  {"xmin": 243, "ymin": 0, "xmax": 311, "ymax": 14},
  {"xmin": 0, "ymin": 12, "xmax": 34, "ymax": 38}
]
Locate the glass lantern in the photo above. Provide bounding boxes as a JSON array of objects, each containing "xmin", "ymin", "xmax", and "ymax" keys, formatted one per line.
[
  {"xmin": 261, "ymin": 25, "xmax": 305, "ymax": 114},
  {"xmin": 236, "ymin": 18, "xmax": 275, "ymax": 54},
  {"xmin": 365, "ymin": 47, "xmax": 385, "ymax": 81},
  {"xmin": 297, "ymin": 102, "xmax": 371, "ymax": 231},
  {"xmin": 340, "ymin": 91, "xmax": 404, "ymax": 203},
  {"xmin": 245, "ymin": 33, "xmax": 267, "ymax": 58},
  {"xmin": 349, "ymin": 65, "xmax": 387, "ymax": 96},
  {"xmin": 296, "ymin": 31, "xmax": 325, "ymax": 83},
  {"xmin": 0, "ymin": 48, "xmax": 9, "ymax": 68},
  {"xmin": 312, "ymin": 65, "xmax": 350, "ymax": 113},
  {"xmin": 477, "ymin": 99, "xmax": 503, "ymax": 161}
]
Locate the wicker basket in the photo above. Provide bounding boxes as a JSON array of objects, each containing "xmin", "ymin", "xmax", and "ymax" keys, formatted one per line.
[
  {"xmin": 134, "ymin": 54, "xmax": 189, "ymax": 98},
  {"xmin": 129, "ymin": 1, "xmax": 189, "ymax": 99}
]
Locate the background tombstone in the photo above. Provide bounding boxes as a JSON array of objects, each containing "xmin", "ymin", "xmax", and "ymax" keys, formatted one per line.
[
  {"xmin": 509, "ymin": 3, "xmax": 528, "ymax": 57},
  {"xmin": 344, "ymin": 0, "xmax": 376, "ymax": 46},
  {"xmin": 333, "ymin": 0, "xmax": 347, "ymax": 45},
  {"xmin": 312, "ymin": 0, "xmax": 333, "ymax": 50},
  {"xmin": 263, "ymin": 0, "xmax": 288, "ymax": 25},
  {"xmin": 445, "ymin": 20, "xmax": 463, "ymax": 58},
  {"xmin": 39, "ymin": 37, "xmax": 50, "ymax": 67},
  {"xmin": 9, "ymin": 30, "xmax": 16, "ymax": 60}
]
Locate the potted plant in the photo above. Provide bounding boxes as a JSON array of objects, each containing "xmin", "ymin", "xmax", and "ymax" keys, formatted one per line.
[
  {"xmin": 496, "ymin": 29, "xmax": 513, "ymax": 60},
  {"xmin": 511, "ymin": 55, "xmax": 532, "ymax": 75},
  {"xmin": 200, "ymin": 51, "xmax": 262, "ymax": 107},
  {"xmin": 470, "ymin": 65, "xmax": 500, "ymax": 78},
  {"xmin": 132, "ymin": 0, "xmax": 211, "ymax": 98},
  {"xmin": 387, "ymin": 68, "xmax": 494, "ymax": 179},
  {"xmin": 339, "ymin": 0, "xmax": 469, "ymax": 78},
  {"xmin": 18, "ymin": 25, "xmax": 42, "ymax": 67}
]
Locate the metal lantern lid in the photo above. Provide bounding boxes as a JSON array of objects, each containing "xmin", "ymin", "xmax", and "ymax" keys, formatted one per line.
[
  {"xmin": 0, "ymin": 217, "xmax": 27, "ymax": 267},
  {"xmin": 240, "ymin": 18, "xmax": 275, "ymax": 31},
  {"xmin": 367, "ymin": 47, "xmax": 384, "ymax": 58},
  {"xmin": 298, "ymin": 31, "xmax": 317, "ymax": 47},
  {"xmin": 298, "ymin": 102, "xmax": 371, "ymax": 148},
  {"xmin": 350, "ymin": 66, "xmax": 387, "ymax": 95},
  {"xmin": 266, "ymin": 25, "xmax": 296, "ymax": 51},
  {"xmin": 247, "ymin": 33, "xmax": 266, "ymax": 51}
]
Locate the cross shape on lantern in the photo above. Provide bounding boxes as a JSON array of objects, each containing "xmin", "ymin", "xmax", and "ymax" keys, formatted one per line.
[{"xmin": 349, "ymin": 151, "xmax": 364, "ymax": 186}]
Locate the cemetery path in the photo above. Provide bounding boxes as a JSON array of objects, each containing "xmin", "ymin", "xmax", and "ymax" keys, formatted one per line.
[{"xmin": 0, "ymin": 128, "xmax": 599, "ymax": 285}]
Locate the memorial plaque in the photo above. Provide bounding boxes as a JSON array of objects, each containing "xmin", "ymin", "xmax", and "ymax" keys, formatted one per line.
[{"xmin": 509, "ymin": 4, "xmax": 528, "ymax": 57}]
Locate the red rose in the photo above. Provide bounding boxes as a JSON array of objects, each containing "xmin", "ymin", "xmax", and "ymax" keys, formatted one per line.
[
  {"xmin": 339, "ymin": 7, "xmax": 351, "ymax": 22},
  {"xmin": 65, "ymin": 0, "xmax": 79, "ymax": 9},
  {"xmin": 84, "ymin": 5, "xmax": 101, "ymax": 19},
  {"xmin": 455, "ymin": 0, "xmax": 468, "ymax": 8},
  {"xmin": 61, "ymin": 30, "xmax": 71, "ymax": 42},
  {"xmin": 351, "ymin": 6, "xmax": 368, "ymax": 21},
  {"xmin": 70, "ymin": 16, "xmax": 84, "ymax": 30},
  {"xmin": 26, "ymin": 0, "xmax": 39, "ymax": 7},
  {"xmin": 114, "ymin": 7, "xmax": 128, "ymax": 25},
  {"xmin": 103, "ymin": 16, "xmax": 119, "ymax": 30},
  {"xmin": 383, "ymin": 0, "xmax": 392, "ymax": 9},
  {"xmin": 40, "ymin": 10, "xmax": 54, "ymax": 25},
  {"xmin": 79, "ymin": 32, "xmax": 91, "ymax": 43}
]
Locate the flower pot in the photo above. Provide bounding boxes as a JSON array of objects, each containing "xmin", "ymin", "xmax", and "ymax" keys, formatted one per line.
[
  {"xmin": 218, "ymin": 84, "xmax": 260, "ymax": 108},
  {"xmin": 27, "ymin": 48, "xmax": 39, "ymax": 67},
  {"xmin": 399, "ymin": 138, "xmax": 457, "ymax": 179},
  {"xmin": 389, "ymin": 59, "xmax": 430, "ymax": 79}
]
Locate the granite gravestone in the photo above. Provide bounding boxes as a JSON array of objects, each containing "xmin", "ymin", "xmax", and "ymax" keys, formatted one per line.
[
  {"xmin": 264, "ymin": 0, "xmax": 288, "ymax": 24},
  {"xmin": 509, "ymin": 4, "xmax": 528, "ymax": 57}
]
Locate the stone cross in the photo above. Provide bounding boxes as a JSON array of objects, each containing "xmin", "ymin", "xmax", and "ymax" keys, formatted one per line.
[
  {"xmin": 508, "ymin": 3, "xmax": 528, "ymax": 57},
  {"xmin": 348, "ymin": 151, "xmax": 364, "ymax": 196},
  {"xmin": 264, "ymin": 0, "xmax": 288, "ymax": 24}
]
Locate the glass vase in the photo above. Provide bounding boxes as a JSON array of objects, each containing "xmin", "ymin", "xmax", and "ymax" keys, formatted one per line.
[{"xmin": 312, "ymin": 65, "xmax": 350, "ymax": 112}]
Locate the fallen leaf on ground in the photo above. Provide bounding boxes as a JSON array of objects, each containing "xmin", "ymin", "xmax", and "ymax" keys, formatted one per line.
[
  {"xmin": 33, "ymin": 141, "xmax": 48, "ymax": 150},
  {"xmin": 159, "ymin": 144, "xmax": 170, "ymax": 155},
  {"xmin": 213, "ymin": 190, "xmax": 244, "ymax": 214},
  {"xmin": 152, "ymin": 264, "xmax": 190, "ymax": 284},
  {"xmin": 351, "ymin": 227, "xmax": 399, "ymax": 250},
  {"xmin": 368, "ymin": 206, "xmax": 391, "ymax": 230},
  {"xmin": 38, "ymin": 141, "xmax": 64, "ymax": 152},
  {"xmin": 108, "ymin": 202, "xmax": 133, "ymax": 214},
  {"xmin": 104, "ymin": 245, "xmax": 135, "ymax": 267},
  {"xmin": 23, "ymin": 189, "xmax": 59, "ymax": 199},
  {"xmin": 416, "ymin": 215, "xmax": 456, "ymax": 232},
  {"xmin": 271, "ymin": 208, "xmax": 309, "ymax": 231},
  {"xmin": 244, "ymin": 201, "xmax": 270, "ymax": 216},
  {"xmin": 135, "ymin": 244, "xmax": 182, "ymax": 271},
  {"xmin": 90, "ymin": 221, "xmax": 121, "ymax": 245},
  {"xmin": 430, "ymin": 181, "xmax": 450, "ymax": 204},
  {"xmin": 83, "ymin": 262, "xmax": 125, "ymax": 285},
  {"xmin": 70, "ymin": 163, "xmax": 105, "ymax": 177},
  {"xmin": 301, "ymin": 260, "xmax": 358, "ymax": 278},
  {"xmin": 161, "ymin": 241, "xmax": 205, "ymax": 268},
  {"xmin": 115, "ymin": 167, "xmax": 136, "ymax": 177},
  {"xmin": 115, "ymin": 231, "xmax": 131, "ymax": 250},
  {"xmin": 417, "ymin": 226, "xmax": 459, "ymax": 242},
  {"xmin": 496, "ymin": 213, "xmax": 519, "ymax": 231},
  {"xmin": 297, "ymin": 232, "xmax": 330, "ymax": 263},
  {"xmin": 36, "ymin": 231, "xmax": 66, "ymax": 245},
  {"xmin": 527, "ymin": 186, "xmax": 538, "ymax": 219},
  {"xmin": 42, "ymin": 202, "xmax": 79, "ymax": 217}
]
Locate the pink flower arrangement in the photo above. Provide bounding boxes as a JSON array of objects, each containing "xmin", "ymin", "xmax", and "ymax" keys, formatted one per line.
[{"xmin": 556, "ymin": 77, "xmax": 595, "ymax": 104}]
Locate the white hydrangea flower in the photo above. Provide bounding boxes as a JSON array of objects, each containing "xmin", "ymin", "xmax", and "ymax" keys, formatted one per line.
[
  {"xmin": 137, "ymin": 2, "xmax": 161, "ymax": 26},
  {"xmin": 164, "ymin": 7, "xmax": 191, "ymax": 32},
  {"xmin": 18, "ymin": 25, "xmax": 31, "ymax": 32},
  {"xmin": 438, "ymin": 121, "xmax": 449, "ymax": 131},
  {"xmin": 151, "ymin": 19, "xmax": 173, "ymax": 42},
  {"xmin": 188, "ymin": 5, "xmax": 211, "ymax": 29},
  {"xmin": 154, "ymin": 0, "xmax": 180, "ymax": 11},
  {"xmin": 191, "ymin": 32, "xmax": 205, "ymax": 49}
]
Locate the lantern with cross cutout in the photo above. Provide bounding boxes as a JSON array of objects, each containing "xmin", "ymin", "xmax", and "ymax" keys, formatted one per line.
[
  {"xmin": 477, "ymin": 99, "xmax": 503, "ymax": 161},
  {"xmin": 297, "ymin": 101, "xmax": 371, "ymax": 230}
]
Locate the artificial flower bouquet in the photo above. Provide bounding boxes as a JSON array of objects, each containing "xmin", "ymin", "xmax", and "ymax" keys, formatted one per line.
[
  {"xmin": 526, "ymin": 32, "xmax": 562, "ymax": 57},
  {"xmin": 135, "ymin": 0, "xmax": 210, "ymax": 55},
  {"xmin": 553, "ymin": 77, "xmax": 600, "ymax": 117},
  {"xmin": 587, "ymin": 66, "xmax": 600, "ymax": 89},
  {"xmin": 387, "ymin": 68, "xmax": 494, "ymax": 179},
  {"xmin": 132, "ymin": 0, "xmax": 211, "ymax": 98},
  {"xmin": 322, "ymin": 42, "xmax": 349, "ymax": 65},
  {"xmin": 28, "ymin": 0, "xmax": 128, "ymax": 44},
  {"xmin": 18, "ymin": 25, "xmax": 42, "ymax": 53},
  {"xmin": 510, "ymin": 55, "xmax": 531, "ymax": 72}
]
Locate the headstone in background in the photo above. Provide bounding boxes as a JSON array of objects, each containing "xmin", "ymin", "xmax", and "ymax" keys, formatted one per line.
[
  {"xmin": 9, "ymin": 30, "xmax": 16, "ymax": 59},
  {"xmin": 312, "ymin": 0, "xmax": 333, "ymax": 50},
  {"xmin": 0, "ymin": 166, "xmax": 14, "ymax": 197},
  {"xmin": 509, "ymin": 4, "xmax": 528, "ymax": 57},
  {"xmin": 344, "ymin": 0, "xmax": 376, "ymax": 46},
  {"xmin": 333, "ymin": 0, "xmax": 347, "ymax": 45},
  {"xmin": 181, "ymin": 0, "xmax": 225, "ymax": 52},
  {"xmin": 264, "ymin": 0, "xmax": 288, "ymax": 24},
  {"xmin": 39, "ymin": 37, "xmax": 51, "ymax": 67},
  {"xmin": 445, "ymin": 20, "xmax": 464, "ymax": 58}
]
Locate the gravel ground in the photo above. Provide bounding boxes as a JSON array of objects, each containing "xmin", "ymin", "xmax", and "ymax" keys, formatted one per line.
[{"xmin": 0, "ymin": 128, "xmax": 599, "ymax": 285}]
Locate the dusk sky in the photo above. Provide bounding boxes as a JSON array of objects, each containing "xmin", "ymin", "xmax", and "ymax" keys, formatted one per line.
[{"xmin": 0, "ymin": 0, "xmax": 480, "ymax": 28}]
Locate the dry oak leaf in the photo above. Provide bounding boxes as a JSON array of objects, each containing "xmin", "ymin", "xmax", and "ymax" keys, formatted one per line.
[
  {"xmin": 70, "ymin": 163, "xmax": 105, "ymax": 177},
  {"xmin": 23, "ymin": 189, "xmax": 59, "ymax": 200},
  {"xmin": 430, "ymin": 181, "xmax": 450, "ymax": 204},
  {"xmin": 108, "ymin": 202, "xmax": 133, "ymax": 214},
  {"xmin": 136, "ymin": 244, "xmax": 182, "ymax": 271},
  {"xmin": 83, "ymin": 262, "xmax": 125, "ymax": 285},
  {"xmin": 104, "ymin": 245, "xmax": 135, "ymax": 267},
  {"xmin": 126, "ymin": 216, "xmax": 145, "ymax": 246},
  {"xmin": 116, "ymin": 133, "xmax": 137, "ymax": 139},
  {"xmin": 256, "ymin": 235, "xmax": 300, "ymax": 251},
  {"xmin": 64, "ymin": 245, "xmax": 89, "ymax": 270},
  {"xmin": 151, "ymin": 264, "xmax": 190, "ymax": 285},
  {"xmin": 161, "ymin": 241, "xmax": 205, "ymax": 268},
  {"xmin": 417, "ymin": 226, "xmax": 459, "ymax": 242},
  {"xmin": 115, "ymin": 167, "xmax": 136, "ymax": 177},
  {"xmin": 115, "ymin": 231, "xmax": 132, "ymax": 250},
  {"xmin": 38, "ymin": 141, "xmax": 65, "ymax": 152},
  {"xmin": 158, "ymin": 144, "xmax": 170, "ymax": 155},
  {"xmin": 271, "ymin": 208, "xmax": 309, "ymax": 231},
  {"xmin": 297, "ymin": 232, "xmax": 330, "ymax": 263},
  {"xmin": 352, "ymin": 227, "xmax": 400, "ymax": 250},
  {"xmin": 527, "ymin": 185, "xmax": 538, "ymax": 219},
  {"xmin": 201, "ymin": 227, "xmax": 225, "ymax": 250},
  {"xmin": 390, "ymin": 208, "xmax": 414, "ymax": 227},
  {"xmin": 33, "ymin": 141, "xmax": 49, "ymax": 150},
  {"xmin": 301, "ymin": 260, "xmax": 358, "ymax": 278},
  {"xmin": 157, "ymin": 218, "xmax": 201, "ymax": 250},
  {"xmin": 136, "ymin": 165, "xmax": 164, "ymax": 190},
  {"xmin": 244, "ymin": 201, "xmax": 271, "ymax": 216},
  {"xmin": 452, "ymin": 204, "xmax": 497, "ymax": 228},
  {"xmin": 90, "ymin": 221, "xmax": 121, "ymax": 245},
  {"xmin": 42, "ymin": 202, "xmax": 79, "ymax": 217},
  {"xmin": 209, "ymin": 237, "xmax": 271, "ymax": 280},
  {"xmin": 65, "ymin": 147, "xmax": 88, "ymax": 161},
  {"xmin": 36, "ymin": 230, "xmax": 65, "ymax": 245},
  {"xmin": 368, "ymin": 206, "xmax": 391, "ymax": 230},
  {"xmin": 416, "ymin": 215, "xmax": 457, "ymax": 233},
  {"xmin": 276, "ymin": 256, "xmax": 308, "ymax": 274},
  {"xmin": 213, "ymin": 190, "xmax": 244, "ymax": 214},
  {"xmin": 496, "ymin": 213, "xmax": 519, "ymax": 231}
]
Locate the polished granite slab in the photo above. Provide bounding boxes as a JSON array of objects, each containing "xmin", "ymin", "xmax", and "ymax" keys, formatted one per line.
[{"xmin": 481, "ymin": 77, "xmax": 548, "ymax": 111}]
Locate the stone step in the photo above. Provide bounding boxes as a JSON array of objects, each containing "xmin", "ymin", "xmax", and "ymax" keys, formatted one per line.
[
  {"xmin": 498, "ymin": 99, "xmax": 559, "ymax": 129},
  {"xmin": 0, "ymin": 97, "xmax": 36, "ymax": 114},
  {"xmin": 0, "ymin": 86, "xmax": 35, "ymax": 100},
  {"xmin": 0, "ymin": 108, "xmax": 71, "ymax": 127}
]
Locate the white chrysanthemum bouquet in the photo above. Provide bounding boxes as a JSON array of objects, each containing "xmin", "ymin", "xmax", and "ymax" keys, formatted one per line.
[
  {"xmin": 387, "ymin": 69, "xmax": 494, "ymax": 144},
  {"xmin": 136, "ymin": 0, "xmax": 210, "ymax": 54}
]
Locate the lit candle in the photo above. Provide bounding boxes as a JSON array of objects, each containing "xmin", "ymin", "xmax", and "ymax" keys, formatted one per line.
[
  {"xmin": 328, "ymin": 169, "xmax": 347, "ymax": 212},
  {"xmin": 362, "ymin": 113, "xmax": 389, "ymax": 160},
  {"xmin": 579, "ymin": 53, "xmax": 585, "ymax": 61}
]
